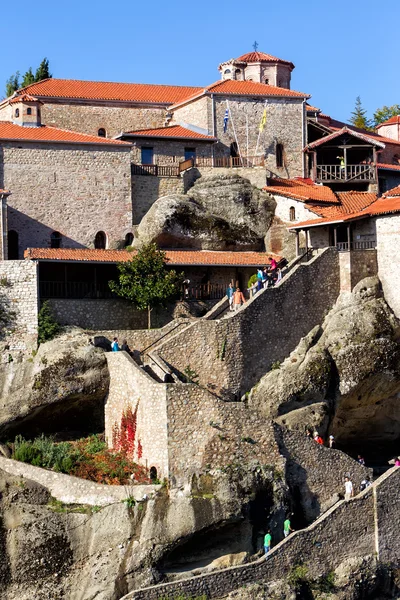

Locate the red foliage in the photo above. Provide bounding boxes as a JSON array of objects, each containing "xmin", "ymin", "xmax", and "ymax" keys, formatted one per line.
[
  {"xmin": 112, "ymin": 403, "xmax": 138, "ymax": 459},
  {"xmin": 137, "ymin": 439, "xmax": 143, "ymax": 460}
]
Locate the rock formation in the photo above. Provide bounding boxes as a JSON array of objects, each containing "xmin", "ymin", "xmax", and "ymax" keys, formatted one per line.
[
  {"xmin": 134, "ymin": 174, "xmax": 276, "ymax": 250},
  {"xmin": 0, "ymin": 328, "xmax": 109, "ymax": 439},
  {"xmin": 250, "ymin": 277, "xmax": 400, "ymax": 453}
]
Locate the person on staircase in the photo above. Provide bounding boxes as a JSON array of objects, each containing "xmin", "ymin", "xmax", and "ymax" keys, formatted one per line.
[{"xmin": 232, "ymin": 287, "xmax": 246, "ymax": 312}]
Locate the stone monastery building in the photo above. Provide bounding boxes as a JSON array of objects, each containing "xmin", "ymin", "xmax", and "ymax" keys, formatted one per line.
[{"xmin": 0, "ymin": 48, "xmax": 400, "ymax": 262}]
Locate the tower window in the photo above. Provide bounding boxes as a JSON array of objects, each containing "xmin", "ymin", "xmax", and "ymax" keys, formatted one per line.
[
  {"xmin": 289, "ymin": 207, "xmax": 296, "ymax": 221},
  {"xmin": 124, "ymin": 232, "xmax": 134, "ymax": 247},
  {"xmin": 278, "ymin": 79, "xmax": 282, "ymax": 87},
  {"xmin": 98, "ymin": 128, "xmax": 106, "ymax": 137},
  {"xmin": 50, "ymin": 231, "xmax": 62, "ymax": 248},
  {"xmin": 224, "ymin": 69, "xmax": 231, "ymax": 75},
  {"xmin": 15, "ymin": 109, "xmax": 19, "ymax": 118},
  {"xmin": 265, "ymin": 79, "xmax": 269, "ymax": 85},
  {"xmin": 8, "ymin": 230, "xmax": 19, "ymax": 260},
  {"xmin": 27, "ymin": 107, "xmax": 32, "ymax": 115},
  {"xmin": 94, "ymin": 231, "xmax": 107, "ymax": 249},
  {"xmin": 276, "ymin": 143, "xmax": 284, "ymax": 168}
]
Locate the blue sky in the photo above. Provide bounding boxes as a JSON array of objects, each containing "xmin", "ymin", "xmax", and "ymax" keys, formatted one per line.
[{"xmin": 2, "ymin": 0, "xmax": 399, "ymax": 123}]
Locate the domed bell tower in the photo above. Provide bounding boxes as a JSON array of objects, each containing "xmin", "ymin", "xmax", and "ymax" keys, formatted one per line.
[{"xmin": 9, "ymin": 94, "xmax": 43, "ymax": 127}]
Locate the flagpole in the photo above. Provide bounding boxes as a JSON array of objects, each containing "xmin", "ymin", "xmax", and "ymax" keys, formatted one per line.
[
  {"xmin": 227, "ymin": 99, "xmax": 243, "ymax": 166},
  {"xmin": 254, "ymin": 100, "xmax": 268, "ymax": 164}
]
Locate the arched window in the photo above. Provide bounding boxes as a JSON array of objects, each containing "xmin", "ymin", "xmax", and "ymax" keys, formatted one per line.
[
  {"xmin": 276, "ymin": 143, "xmax": 284, "ymax": 168},
  {"xmin": 124, "ymin": 232, "xmax": 134, "ymax": 247},
  {"xmin": 27, "ymin": 107, "xmax": 32, "ymax": 115},
  {"xmin": 265, "ymin": 78, "xmax": 269, "ymax": 85},
  {"xmin": 289, "ymin": 206, "xmax": 296, "ymax": 221},
  {"xmin": 94, "ymin": 231, "xmax": 107, "ymax": 249},
  {"xmin": 224, "ymin": 69, "xmax": 231, "ymax": 75},
  {"xmin": 149, "ymin": 466, "xmax": 158, "ymax": 481},
  {"xmin": 8, "ymin": 230, "xmax": 19, "ymax": 260},
  {"xmin": 235, "ymin": 68, "xmax": 241, "ymax": 74},
  {"xmin": 50, "ymin": 231, "xmax": 62, "ymax": 248},
  {"xmin": 98, "ymin": 128, "xmax": 106, "ymax": 137},
  {"xmin": 15, "ymin": 108, "xmax": 19, "ymax": 118}
]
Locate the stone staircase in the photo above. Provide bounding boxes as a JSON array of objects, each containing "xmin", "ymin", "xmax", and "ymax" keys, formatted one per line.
[{"xmin": 121, "ymin": 466, "xmax": 400, "ymax": 599}]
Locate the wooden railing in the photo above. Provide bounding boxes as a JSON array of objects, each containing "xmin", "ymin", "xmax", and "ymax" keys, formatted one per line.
[
  {"xmin": 40, "ymin": 281, "xmax": 114, "ymax": 299},
  {"xmin": 337, "ymin": 240, "xmax": 376, "ymax": 251},
  {"xmin": 194, "ymin": 155, "xmax": 265, "ymax": 168},
  {"xmin": 316, "ymin": 164, "xmax": 376, "ymax": 182},
  {"xmin": 182, "ymin": 282, "xmax": 228, "ymax": 301},
  {"xmin": 132, "ymin": 164, "xmax": 180, "ymax": 177}
]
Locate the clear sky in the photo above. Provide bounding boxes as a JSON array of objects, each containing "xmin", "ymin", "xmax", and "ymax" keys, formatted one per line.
[{"xmin": 2, "ymin": 0, "xmax": 399, "ymax": 123}]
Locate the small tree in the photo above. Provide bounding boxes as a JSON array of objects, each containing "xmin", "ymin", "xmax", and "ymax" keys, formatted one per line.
[
  {"xmin": 38, "ymin": 301, "xmax": 60, "ymax": 344},
  {"xmin": 21, "ymin": 67, "xmax": 35, "ymax": 88},
  {"xmin": 109, "ymin": 243, "xmax": 183, "ymax": 329},
  {"xmin": 35, "ymin": 58, "xmax": 52, "ymax": 82},
  {"xmin": 350, "ymin": 96, "xmax": 372, "ymax": 130},
  {"xmin": 5, "ymin": 72, "xmax": 20, "ymax": 97},
  {"xmin": 373, "ymin": 104, "xmax": 400, "ymax": 127}
]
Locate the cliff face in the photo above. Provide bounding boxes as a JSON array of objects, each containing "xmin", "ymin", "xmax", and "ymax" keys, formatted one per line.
[
  {"xmin": 134, "ymin": 174, "xmax": 276, "ymax": 250},
  {"xmin": 250, "ymin": 277, "xmax": 400, "ymax": 453}
]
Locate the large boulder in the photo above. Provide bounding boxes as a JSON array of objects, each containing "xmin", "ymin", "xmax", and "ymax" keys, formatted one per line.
[
  {"xmin": 0, "ymin": 328, "xmax": 109, "ymax": 439},
  {"xmin": 135, "ymin": 174, "xmax": 276, "ymax": 250},
  {"xmin": 250, "ymin": 277, "xmax": 400, "ymax": 451}
]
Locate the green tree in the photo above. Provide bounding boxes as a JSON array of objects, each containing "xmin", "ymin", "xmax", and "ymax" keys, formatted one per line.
[
  {"xmin": 21, "ymin": 67, "xmax": 35, "ymax": 88},
  {"xmin": 349, "ymin": 96, "xmax": 372, "ymax": 130},
  {"xmin": 35, "ymin": 58, "xmax": 52, "ymax": 82},
  {"xmin": 38, "ymin": 301, "xmax": 60, "ymax": 344},
  {"xmin": 5, "ymin": 72, "xmax": 20, "ymax": 97},
  {"xmin": 109, "ymin": 243, "xmax": 183, "ymax": 328},
  {"xmin": 373, "ymin": 104, "xmax": 400, "ymax": 127}
]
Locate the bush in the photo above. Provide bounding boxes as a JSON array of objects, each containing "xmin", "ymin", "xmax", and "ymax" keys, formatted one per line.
[
  {"xmin": 288, "ymin": 564, "xmax": 309, "ymax": 589},
  {"xmin": 38, "ymin": 301, "xmax": 60, "ymax": 344},
  {"xmin": 247, "ymin": 273, "xmax": 258, "ymax": 288}
]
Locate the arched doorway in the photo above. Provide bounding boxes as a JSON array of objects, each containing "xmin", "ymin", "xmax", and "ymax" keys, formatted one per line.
[
  {"xmin": 94, "ymin": 231, "xmax": 107, "ymax": 249},
  {"xmin": 8, "ymin": 230, "xmax": 19, "ymax": 259},
  {"xmin": 230, "ymin": 142, "xmax": 239, "ymax": 158},
  {"xmin": 149, "ymin": 466, "xmax": 158, "ymax": 481},
  {"xmin": 50, "ymin": 231, "xmax": 62, "ymax": 248},
  {"xmin": 124, "ymin": 232, "xmax": 134, "ymax": 247}
]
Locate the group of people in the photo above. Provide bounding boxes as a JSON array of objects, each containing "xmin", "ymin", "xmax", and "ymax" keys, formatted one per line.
[
  {"xmin": 111, "ymin": 337, "xmax": 131, "ymax": 353},
  {"xmin": 264, "ymin": 515, "xmax": 294, "ymax": 558},
  {"xmin": 225, "ymin": 257, "xmax": 283, "ymax": 312}
]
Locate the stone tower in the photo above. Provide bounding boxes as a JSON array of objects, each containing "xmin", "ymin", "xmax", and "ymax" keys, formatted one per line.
[
  {"xmin": 9, "ymin": 94, "xmax": 43, "ymax": 127},
  {"xmin": 218, "ymin": 51, "xmax": 295, "ymax": 89}
]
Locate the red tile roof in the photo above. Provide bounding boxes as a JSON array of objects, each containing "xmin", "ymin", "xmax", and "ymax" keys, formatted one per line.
[
  {"xmin": 0, "ymin": 189, "xmax": 10, "ymax": 195},
  {"xmin": 121, "ymin": 125, "xmax": 216, "ymax": 141},
  {"xmin": 24, "ymin": 248, "xmax": 278, "ymax": 266},
  {"xmin": 0, "ymin": 121, "xmax": 130, "ymax": 146},
  {"xmin": 235, "ymin": 51, "xmax": 294, "ymax": 68},
  {"xmin": 376, "ymin": 116, "xmax": 400, "ymax": 128},
  {"xmin": 264, "ymin": 178, "xmax": 339, "ymax": 204},
  {"xmin": 306, "ymin": 104, "xmax": 321, "ymax": 113},
  {"xmin": 307, "ymin": 192, "xmax": 377, "ymax": 219},
  {"xmin": 9, "ymin": 93, "xmax": 42, "ymax": 104},
  {"xmin": 170, "ymin": 80, "xmax": 310, "ymax": 110},
  {"xmin": 383, "ymin": 185, "xmax": 400, "ymax": 197},
  {"xmin": 377, "ymin": 162, "xmax": 400, "ymax": 171},
  {"xmin": 17, "ymin": 78, "xmax": 203, "ymax": 105}
]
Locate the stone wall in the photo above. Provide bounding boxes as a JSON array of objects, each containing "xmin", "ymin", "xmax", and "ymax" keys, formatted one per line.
[
  {"xmin": 171, "ymin": 96, "xmax": 212, "ymax": 133},
  {"xmin": 196, "ymin": 165, "xmax": 267, "ymax": 189},
  {"xmin": 339, "ymin": 250, "xmax": 378, "ymax": 292},
  {"xmin": 38, "ymin": 101, "xmax": 166, "ymax": 138},
  {"xmin": 126, "ymin": 469, "xmax": 396, "ymax": 599},
  {"xmin": 158, "ymin": 248, "xmax": 340, "ymax": 398},
  {"xmin": 131, "ymin": 139, "xmax": 213, "ymax": 166},
  {"xmin": 0, "ymin": 456, "xmax": 158, "ymax": 505},
  {"xmin": 376, "ymin": 214, "xmax": 400, "ymax": 318},
  {"xmin": 0, "ymin": 260, "xmax": 38, "ymax": 353},
  {"xmin": 0, "ymin": 142, "xmax": 132, "ymax": 254},
  {"xmin": 105, "ymin": 352, "xmax": 169, "ymax": 478},
  {"xmin": 132, "ymin": 174, "xmax": 185, "ymax": 223}
]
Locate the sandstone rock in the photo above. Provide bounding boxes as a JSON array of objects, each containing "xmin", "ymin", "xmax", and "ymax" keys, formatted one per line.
[
  {"xmin": 135, "ymin": 174, "xmax": 276, "ymax": 250},
  {"xmin": 250, "ymin": 277, "xmax": 400, "ymax": 450},
  {"xmin": 0, "ymin": 328, "xmax": 109, "ymax": 439}
]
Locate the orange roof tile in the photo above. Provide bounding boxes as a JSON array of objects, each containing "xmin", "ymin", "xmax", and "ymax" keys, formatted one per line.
[
  {"xmin": 9, "ymin": 93, "xmax": 42, "ymax": 104},
  {"xmin": 378, "ymin": 162, "xmax": 400, "ymax": 171},
  {"xmin": 306, "ymin": 104, "xmax": 321, "ymax": 113},
  {"xmin": 0, "ymin": 189, "xmax": 10, "ymax": 195},
  {"xmin": 121, "ymin": 125, "xmax": 216, "ymax": 141},
  {"xmin": 18, "ymin": 78, "xmax": 203, "ymax": 105},
  {"xmin": 376, "ymin": 116, "xmax": 400, "ymax": 128},
  {"xmin": 306, "ymin": 192, "xmax": 378, "ymax": 219},
  {"xmin": 264, "ymin": 178, "xmax": 339, "ymax": 204},
  {"xmin": 170, "ymin": 80, "xmax": 310, "ymax": 110},
  {"xmin": 383, "ymin": 185, "xmax": 400, "ymax": 197},
  {"xmin": 235, "ymin": 51, "xmax": 294, "ymax": 68},
  {"xmin": 0, "ymin": 121, "xmax": 130, "ymax": 146},
  {"xmin": 24, "ymin": 248, "xmax": 279, "ymax": 266}
]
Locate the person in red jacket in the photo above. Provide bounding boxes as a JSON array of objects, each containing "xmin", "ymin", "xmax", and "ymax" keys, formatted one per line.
[{"xmin": 313, "ymin": 431, "xmax": 324, "ymax": 445}]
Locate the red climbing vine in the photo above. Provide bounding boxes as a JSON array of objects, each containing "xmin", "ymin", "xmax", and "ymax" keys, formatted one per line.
[{"xmin": 112, "ymin": 403, "xmax": 138, "ymax": 459}]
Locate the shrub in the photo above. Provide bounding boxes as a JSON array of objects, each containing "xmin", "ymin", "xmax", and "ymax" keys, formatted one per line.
[
  {"xmin": 288, "ymin": 564, "xmax": 309, "ymax": 589},
  {"xmin": 38, "ymin": 301, "xmax": 60, "ymax": 344},
  {"xmin": 247, "ymin": 273, "xmax": 258, "ymax": 288}
]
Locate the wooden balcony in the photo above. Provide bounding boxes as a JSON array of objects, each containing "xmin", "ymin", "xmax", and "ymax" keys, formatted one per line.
[
  {"xmin": 132, "ymin": 164, "xmax": 180, "ymax": 177},
  {"xmin": 316, "ymin": 164, "xmax": 376, "ymax": 183}
]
